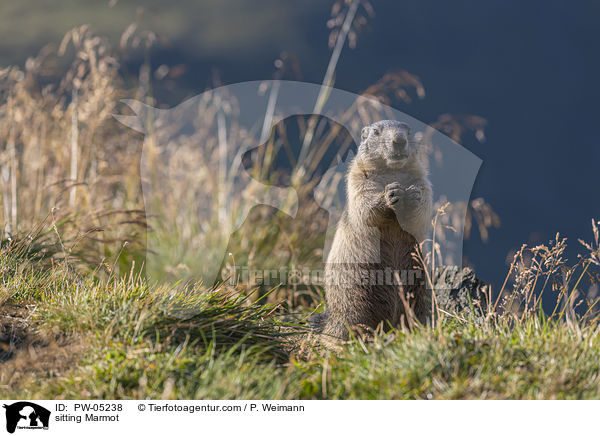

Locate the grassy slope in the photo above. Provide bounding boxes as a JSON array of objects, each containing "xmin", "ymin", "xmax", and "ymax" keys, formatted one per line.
[{"xmin": 1, "ymin": 252, "xmax": 600, "ymax": 400}]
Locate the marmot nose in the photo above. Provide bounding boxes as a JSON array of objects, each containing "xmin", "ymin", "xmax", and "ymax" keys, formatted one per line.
[{"xmin": 392, "ymin": 133, "xmax": 407, "ymax": 148}]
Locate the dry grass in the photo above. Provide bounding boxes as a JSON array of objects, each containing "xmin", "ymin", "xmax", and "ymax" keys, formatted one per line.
[{"xmin": 0, "ymin": 24, "xmax": 150, "ymax": 276}]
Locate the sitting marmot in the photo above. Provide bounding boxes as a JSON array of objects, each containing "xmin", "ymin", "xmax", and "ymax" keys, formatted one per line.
[{"xmin": 319, "ymin": 120, "xmax": 433, "ymax": 340}]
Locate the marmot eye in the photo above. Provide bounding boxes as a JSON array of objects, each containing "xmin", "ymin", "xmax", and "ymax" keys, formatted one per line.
[{"xmin": 373, "ymin": 128, "xmax": 380, "ymax": 136}]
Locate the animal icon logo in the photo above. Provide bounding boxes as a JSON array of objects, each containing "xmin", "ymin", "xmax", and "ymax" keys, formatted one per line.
[{"xmin": 3, "ymin": 402, "xmax": 50, "ymax": 433}]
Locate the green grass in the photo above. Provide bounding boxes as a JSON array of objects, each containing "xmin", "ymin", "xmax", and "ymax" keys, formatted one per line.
[{"xmin": 2, "ymin": 245, "xmax": 600, "ymax": 400}]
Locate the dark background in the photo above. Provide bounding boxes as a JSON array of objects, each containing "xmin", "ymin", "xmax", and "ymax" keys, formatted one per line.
[{"xmin": 2, "ymin": 0, "xmax": 599, "ymax": 293}]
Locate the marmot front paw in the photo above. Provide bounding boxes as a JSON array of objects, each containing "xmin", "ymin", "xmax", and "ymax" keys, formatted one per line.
[
  {"xmin": 385, "ymin": 183, "xmax": 422, "ymax": 209},
  {"xmin": 384, "ymin": 182, "xmax": 404, "ymax": 207},
  {"xmin": 403, "ymin": 184, "xmax": 423, "ymax": 207}
]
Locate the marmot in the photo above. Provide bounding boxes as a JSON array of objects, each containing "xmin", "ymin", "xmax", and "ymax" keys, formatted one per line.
[{"xmin": 319, "ymin": 120, "xmax": 433, "ymax": 341}]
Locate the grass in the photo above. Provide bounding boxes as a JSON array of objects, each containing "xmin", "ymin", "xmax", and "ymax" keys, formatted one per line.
[{"xmin": 2, "ymin": 232, "xmax": 600, "ymax": 400}]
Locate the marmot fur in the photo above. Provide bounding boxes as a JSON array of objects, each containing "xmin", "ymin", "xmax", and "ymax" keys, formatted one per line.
[{"xmin": 319, "ymin": 120, "xmax": 433, "ymax": 341}]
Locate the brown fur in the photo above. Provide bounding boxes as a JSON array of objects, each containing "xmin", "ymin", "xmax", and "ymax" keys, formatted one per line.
[{"xmin": 320, "ymin": 120, "xmax": 433, "ymax": 341}]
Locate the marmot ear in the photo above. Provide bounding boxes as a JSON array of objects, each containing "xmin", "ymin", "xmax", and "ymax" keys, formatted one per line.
[{"xmin": 361, "ymin": 127, "xmax": 369, "ymax": 141}]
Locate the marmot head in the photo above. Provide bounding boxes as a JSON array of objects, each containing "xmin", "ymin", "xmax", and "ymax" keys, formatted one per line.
[{"xmin": 357, "ymin": 120, "xmax": 418, "ymax": 169}]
